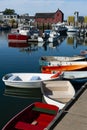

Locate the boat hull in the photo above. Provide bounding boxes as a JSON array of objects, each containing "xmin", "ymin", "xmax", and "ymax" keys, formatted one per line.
[
  {"xmin": 41, "ymin": 65, "xmax": 87, "ymax": 73},
  {"xmin": 8, "ymin": 33, "xmax": 29, "ymax": 43},
  {"xmin": 2, "ymin": 72, "xmax": 61, "ymax": 88},
  {"xmin": 39, "ymin": 56, "xmax": 86, "ymax": 66},
  {"xmin": 43, "ymin": 95, "xmax": 65, "ymax": 110},
  {"xmin": 2, "ymin": 102, "xmax": 59, "ymax": 130},
  {"xmin": 41, "ymin": 81, "xmax": 75, "ymax": 110},
  {"xmin": 62, "ymin": 71, "xmax": 87, "ymax": 84},
  {"xmin": 3, "ymin": 81, "xmax": 43, "ymax": 88}
]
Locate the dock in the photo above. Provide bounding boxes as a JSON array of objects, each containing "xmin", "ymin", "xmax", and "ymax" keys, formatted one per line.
[{"xmin": 52, "ymin": 84, "xmax": 87, "ymax": 130}]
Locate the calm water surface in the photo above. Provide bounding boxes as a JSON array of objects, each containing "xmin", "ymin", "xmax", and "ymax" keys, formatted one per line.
[{"xmin": 0, "ymin": 31, "xmax": 87, "ymax": 129}]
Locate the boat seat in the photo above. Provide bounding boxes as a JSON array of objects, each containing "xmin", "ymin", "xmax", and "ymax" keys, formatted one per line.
[
  {"xmin": 9, "ymin": 75, "xmax": 22, "ymax": 81},
  {"xmin": 15, "ymin": 121, "xmax": 44, "ymax": 130},
  {"xmin": 30, "ymin": 76, "xmax": 41, "ymax": 80},
  {"xmin": 45, "ymin": 86, "xmax": 68, "ymax": 91},
  {"xmin": 49, "ymin": 91, "xmax": 74, "ymax": 103},
  {"xmin": 32, "ymin": 106, "xmax": 56, "ymax": 115},
  {"xmin": 50, "ymin": 91, "xmax": 74, "ymax": 98}
]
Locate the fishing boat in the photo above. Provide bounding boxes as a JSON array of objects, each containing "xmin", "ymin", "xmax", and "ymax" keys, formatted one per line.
[
  {"xmin": 8, "ymin": 33, "xmax": 30, "ymax": 43},
  {"xmin": 2, "ymin": 102, "xmax": 59, "ymax": 130},
  {"xmin": 41, "ymin": 64, "xmax": 87, "ymax": 73},
  {"xmin": 41, "ymin": 81, "xmax": 75, "ymax": 110},
  {"xmin": 66, "ymin": 25, "xmax": 79, "ymax": 34},
  {"xmin": 39, "ymin": 55, "xmax": 86, "ymax": 66},
  {"xmin": 2, "ymin": 72, "xmax": 62, "ymax": 88},
  {"xmin": 8, "ymin": 25, "xmax": 43, "ymax": 43}
]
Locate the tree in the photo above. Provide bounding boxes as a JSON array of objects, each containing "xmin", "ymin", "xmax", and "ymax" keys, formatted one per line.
[{"xmin": 3, "ymin": 8, "xmax": 15, "ymax": 15}]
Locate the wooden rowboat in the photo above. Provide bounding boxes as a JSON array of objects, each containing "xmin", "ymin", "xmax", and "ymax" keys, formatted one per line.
[
  {"xmin": 2, "ymin": 102, "xmax": 59, "ymax": 130},
  {"xmin": 39, "ymin": 55, "xmax": 86, "ymax": 66},
  {"xmin": 41, "ymin": 65, "xmax": 87, "ymax": 74},
  {"xmin": 2, "ymin": 72, "xmax": 62, "ymax": 88},
  {"xmin": 41, "ymin": 81, "xmax": 75, "ymax": 110}
]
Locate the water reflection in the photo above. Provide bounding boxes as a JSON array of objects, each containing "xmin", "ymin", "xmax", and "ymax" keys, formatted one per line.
[
  {"xmin": 8, "ymin": 42, "xmax": 39, "ymax": 54},
  {"xmin": 67, "ymin": 33, "xmax": 87, "ymax": 48},
  {"xmin": 8, "ymin": 35, "xmax": 66, "ymax": 52},
  {"xmin": 4, "ymin": 86, "xmax": 42, "ymax": 99}
]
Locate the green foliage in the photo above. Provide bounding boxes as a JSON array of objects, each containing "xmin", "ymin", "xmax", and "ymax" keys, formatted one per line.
[{"xmin": 3, "ymin": 8, "xmax": 15, "ymax": 15}]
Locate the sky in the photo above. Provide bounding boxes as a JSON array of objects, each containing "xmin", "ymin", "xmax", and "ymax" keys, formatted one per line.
[{"xmin": 0, "ymin": 0, "xmax": 87, "ymax": 19}]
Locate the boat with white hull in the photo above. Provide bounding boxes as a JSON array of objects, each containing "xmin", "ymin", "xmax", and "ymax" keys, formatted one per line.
[
  {"xmin": 61, "ymin": 71, "xmax": 87, "ymax": 84},
  {"xmin": 41, "ymin": 80, "xmax": 75, "ymax": 110},
  {"xmin": 39, "ymin": 55, "xmax": 86, "ymax": 66},
  {"xmin": 2, "ymin": 72, "xmax": 62, "ymax": 88}
]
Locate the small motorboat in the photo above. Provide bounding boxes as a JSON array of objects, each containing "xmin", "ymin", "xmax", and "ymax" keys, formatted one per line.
[
  {"xmin": 8, "ymin": 33, "xmax": 30, "ymax": 43},
  {"xmin": 2, "ymin": 102, "xmax": 59, "ymax": 130},
  {"xmin": 39, "ymin": 55, "xmax": 86, "ymax": 66},
  {"xmin": 41, "ymin": 81, "xmax": 75, "ymax": 110},
  {"xmin": 2, "ymin": 72, "xmax": 62, "ymax": 88}
]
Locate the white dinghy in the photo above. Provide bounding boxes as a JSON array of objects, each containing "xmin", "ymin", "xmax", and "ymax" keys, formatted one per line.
[
  {"xmin": 41, "ymin": 80, "xmax": 75, "ymax": 110},
  {"xmin": 2, "ymin": 72, "xmax": 62, "ymax": 88}
]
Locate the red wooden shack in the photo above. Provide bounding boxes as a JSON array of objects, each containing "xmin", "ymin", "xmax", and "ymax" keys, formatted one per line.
[{"xmin": 35, "ymin": 9, "xmax": 64, "ymax": 25}]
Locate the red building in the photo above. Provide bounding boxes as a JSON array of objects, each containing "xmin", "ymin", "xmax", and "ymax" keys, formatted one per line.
[{"xmin": 35, "ymin": 9, "xmax": 64, "ymax": 24}]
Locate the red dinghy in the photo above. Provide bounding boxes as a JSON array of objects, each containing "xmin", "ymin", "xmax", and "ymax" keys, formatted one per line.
[{"xmin": 2, "ymin": 102, "xmax": 59, "ymax": 130}]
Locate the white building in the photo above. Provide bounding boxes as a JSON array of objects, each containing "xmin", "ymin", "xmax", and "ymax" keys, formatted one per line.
[{"xmin": 0, "ymin": 12, "xmax": 18, "ymax": 22}]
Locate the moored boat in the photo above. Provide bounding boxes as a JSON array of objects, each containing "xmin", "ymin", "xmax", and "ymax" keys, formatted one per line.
[
  {"xmin": 41, "ymin": 81, "xmax": 75, "ymax": 110},
  {"xmin": 66, "ymin": 25, "xmax": 79, "ymax": 34},
  {"xmin": 41, "ymin": 65, "xmax": 87, "ymax": 73},
  {"xmin": 39, "ymin": 55, "xmax": 86, "ymax": 66},
  {"xmin": 61, "ymin": 71, "xmax": 87, "ymax": 84},
  {"xmin": 8, "ymin": 25, "xmax": 43, "ymax": 43},
  {"xmin": 2, "ymin": 102, "xmax": 59, "ymax": 130},
  {"xmin": 8, "ymin": 33, "xmax": 29, "ymax": 43},
  {"xmin": 2, "ymin": 72, "xmax": 62, "ymax": 88}
]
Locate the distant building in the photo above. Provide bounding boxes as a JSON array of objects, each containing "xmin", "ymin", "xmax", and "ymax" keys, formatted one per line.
[
  {"xmin": 35, "ymin": 9, "xmax": 64, "ymax": 25},
  {"xmin": 3, "ymin": 14, "xmax": 18, "ymax": 22},
  {"xmin": 0, "ymin": 12, "xmax": 18, "ymax": 22}
]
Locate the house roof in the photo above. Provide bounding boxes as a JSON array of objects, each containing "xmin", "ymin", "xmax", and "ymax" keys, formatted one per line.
[
  {"xmin": 35, "ymin": 13, "xmax": 55, "ymax": 18},
  {"xmin": 35, "ymin": 9, "xmax": 63, "ymax": 18}
]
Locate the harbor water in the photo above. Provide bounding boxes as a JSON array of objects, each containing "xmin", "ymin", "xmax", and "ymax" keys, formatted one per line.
[{"xmin": 0, "ymin": 31, "xmax": 87, "ymax": 129}]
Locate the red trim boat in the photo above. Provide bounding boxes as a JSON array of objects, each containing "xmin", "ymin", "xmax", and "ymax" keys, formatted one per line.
[
  {"xmin": 2, "ymin": 102, "xmax": 59, "ymax": 130},
  {"xmin": 41, "ymin": 65, "xmax": 87, "ymax": 73},
  {"xmin": 8, "ymin": 33, "xmax": 30, "ymax": 43}
]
